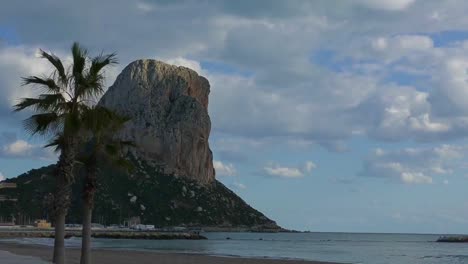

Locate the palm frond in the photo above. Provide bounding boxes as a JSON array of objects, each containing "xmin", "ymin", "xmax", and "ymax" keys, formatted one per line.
[
  {"xmin": 38, "ymin": 94, "xmax": 66, "ymax": 111},
  {"xmin": 38, "ymin": 49, "xmax": 68, "ymax": 85},
  {"xmin": 44, "ymin": 134, "xmax": 65, "ymax": 153},
  {"xmin": 14, "ymin": 94, "xmax": 66, "ymax": 112},
  {"xmin": 23, "ymin": 113, "xmax": 62, "ymax": 136},
  {"xmin": 14, "ymin": 98, "xmax": 43, "ymax": 112},
  {"xmin": 77, "ymin": 52, "xmax": 117, "ymax": 100},
  {"xmin": 76, "ymin": 75, "xmax": 105, "ymax": 100},
  {"xmin": 89, "ymin": 53, "xmax": 118, "ymax": 77},
  {"xmin": 72, "ymin": 42, "xmax": 88, "ymax": 94},
  {"xmin": 21, "ymin": 76, "xmax": 60, "ymax": 92},
  {"xmin": 71, "ymin": 42, "xmax": 88, "ymax": 82}
]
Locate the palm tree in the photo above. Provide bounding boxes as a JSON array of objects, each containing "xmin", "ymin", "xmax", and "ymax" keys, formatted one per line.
[
  {"xmin": 46, "ymin": 106, "xmax": 132, "ymax": 264},
  {"xmin": 14, "ymin": 43, "xmax": 117, "ymax": 264},
  {"xmin": 78, "ymin": 106, "xmax": 133, "ymax": 264}
]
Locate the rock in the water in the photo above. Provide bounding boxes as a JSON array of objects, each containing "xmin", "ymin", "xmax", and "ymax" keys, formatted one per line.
[{"xmin": 99, "ymin": 60, "xmax": 214, "ymax": 184}]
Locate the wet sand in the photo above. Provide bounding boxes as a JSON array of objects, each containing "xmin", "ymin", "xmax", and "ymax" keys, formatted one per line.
[{"xmin": 0, "ymin": 242, "xmax": 342, "ymax": 264}]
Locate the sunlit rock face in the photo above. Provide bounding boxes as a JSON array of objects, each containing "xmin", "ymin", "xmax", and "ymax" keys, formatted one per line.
[{"xmin": 99, "ymin": 60, "xmax": 215, "ymax": 184}]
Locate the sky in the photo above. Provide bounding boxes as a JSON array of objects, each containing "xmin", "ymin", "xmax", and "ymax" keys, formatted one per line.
[{"xmin": 1, "ymin": 0, "xmax": 468, "ymax": 234}]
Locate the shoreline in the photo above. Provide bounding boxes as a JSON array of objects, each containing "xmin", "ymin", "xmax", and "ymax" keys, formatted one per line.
[{"xmin": 0, "ymin": 242, "xmax": 343, "ymax": 264}]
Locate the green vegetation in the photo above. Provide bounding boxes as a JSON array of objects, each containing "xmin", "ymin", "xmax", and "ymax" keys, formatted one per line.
[{"xmin": 0, "ymin": 156, "xmax": 278, "ymax": 230}]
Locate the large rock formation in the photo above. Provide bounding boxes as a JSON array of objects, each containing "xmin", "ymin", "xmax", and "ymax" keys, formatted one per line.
[
  {"xmin": 99, "ymin": 60, "xmax": 214, "ymax": 184},
  {"xmin": 0, "ymin": 60, "xmax": 281, "ymax": 230}
]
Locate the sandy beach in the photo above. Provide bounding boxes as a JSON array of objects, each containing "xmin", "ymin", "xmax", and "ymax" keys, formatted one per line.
[{"xmin": 0, "ymin": 242, "xmax": 341, "ymax": 264}]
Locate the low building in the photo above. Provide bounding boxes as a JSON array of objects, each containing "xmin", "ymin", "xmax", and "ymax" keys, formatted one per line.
[{"xmin": 34, "ymin": 219, "xmax": 51, "ymax": 229}]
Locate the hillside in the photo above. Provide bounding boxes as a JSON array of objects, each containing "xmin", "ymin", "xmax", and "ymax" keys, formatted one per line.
[{"xmin": 0, "ymin": 156, "xmax": 279, "ymax": 230}]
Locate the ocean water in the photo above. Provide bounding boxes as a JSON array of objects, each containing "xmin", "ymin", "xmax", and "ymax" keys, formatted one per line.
[{"xmin": 2, "ymin": 232, "xmax": 468, "ymax": 264}]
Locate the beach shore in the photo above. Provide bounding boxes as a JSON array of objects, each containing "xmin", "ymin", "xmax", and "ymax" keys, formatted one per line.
[{"xmin": 0, "ymin": 242, "xmax": 342, "ymax": 264}]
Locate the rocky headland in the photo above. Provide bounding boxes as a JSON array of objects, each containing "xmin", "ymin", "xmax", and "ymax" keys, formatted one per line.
[{"xmin": 0, "ymin": 60, "xmax": 280, "ymax": 231}]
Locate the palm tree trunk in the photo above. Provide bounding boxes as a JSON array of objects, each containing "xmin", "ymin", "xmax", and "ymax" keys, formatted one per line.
[
  {"xmin": 53, "ymin": 212, "xmax": 66, "ymax": 264},
  {"xmin": 80, "ymin": 203, "xmax": 93, "ymax": 264},
  {"xmin": 53, "ymin": 140, "xmax": 76, "ymax": 264},
  {"xmin": 80, "ymin": 160, "xmax": 97, "ymax": 264}
]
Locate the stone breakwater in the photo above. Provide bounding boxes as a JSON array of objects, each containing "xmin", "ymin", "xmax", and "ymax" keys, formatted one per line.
[
  {"xmin": 436, "ymin": 236, "xmax": 468, "ymax": 243},
  {"xmin": 0, "ymin": 230, "xmax": 206, "ymax": 240}
]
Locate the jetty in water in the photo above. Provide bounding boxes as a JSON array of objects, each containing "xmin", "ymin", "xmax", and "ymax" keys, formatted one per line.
[{"xmin": 0, "ymin": 229, "xmax": 206, "ymax": 240}]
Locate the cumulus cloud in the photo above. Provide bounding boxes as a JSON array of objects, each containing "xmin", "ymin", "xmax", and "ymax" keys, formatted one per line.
[
  {"xmin": 0, "ymin": 137, "xmax": 55, "ymax": 160},
  {"xmin": 264, "ymin": 165, "xmax": 303, "ymax": 178},
  {"xmin": 231, "ymin": 182, "xmax": 247, "ymax": 190},
  {"xmin": 3, "ymin": 140, "xmax": 34, "ymax": 156},
  {"xmin": 371, "ymin": 35, "xmax": 434, "ymax": 57},
  {"xmin": 359, "ymin": 145, "xmax": 465, "ymax": 184},
  {"xmin": 401, "ymin": 172, "xmax": 433, "ymax": 184},
  {"xmin": 351, "ymin": 83, "xmax": 458, "ymax": 141},
  {"xmin": 213, "ymin": 160, "xmax": 237, "ymax": 177},
  {"xmin": 305, "ymin": 161, "xmax": 316, "ymax": 173},
  {"xmin": 165, "ymin": 57, "xmax": 203, "ymax": 74},
  {"xmin": 356, "ymin": 0, "xmax": 416, "ymax": 11},
  {"xmin": 0, "ymin": 45, "xmax": 51, "ymax": 115},
  {"xmin": 263, "ymin": 161, "xmax": 316, "ymax": 178},
  {"xmin": 2, "ymin": 0, "xmax": 468, "ymax": 157},
  {"xmin": 136, "ymin": 1, "xmax": 155, "ymax": 13},
  {"xmin": 0, "ymin": 172, "xmax": 5, "ymax": 182}
]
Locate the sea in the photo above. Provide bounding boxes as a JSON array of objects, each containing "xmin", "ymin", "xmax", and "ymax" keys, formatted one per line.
[{"xmin": 1, "ymin": 232, "xmax": 468, "ymax": 264}]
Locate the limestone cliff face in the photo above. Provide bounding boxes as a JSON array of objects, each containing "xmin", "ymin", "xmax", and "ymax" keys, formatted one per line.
[{"xmin": 99, "ymin": 60, "xmax": 215, "ymax": 184}]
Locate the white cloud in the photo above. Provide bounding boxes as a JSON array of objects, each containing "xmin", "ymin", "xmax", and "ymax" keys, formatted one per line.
[
  {"xmin": 264, "ymin": 165, "xmax": 303, "ymax": 178},
  {"xmin": 136, "ymin": 1, "xmax": 155, "ymax": 13},
  {"xmin": 408, "ymin": 114, "xmax": 450, "ymax": 133},
  {"xmin": 213, "ymin": 160, "xmax": 236, "ymax": 177},
  {"xmin": 360, "ymin": 144, "xmax": 466, "ymax": 184},
  {"xmin": 305, "ymin": 161, "xmax": 317, "ymax": 173},
  {"xmin": 3, "ymin": 140, "xmax": 34, "ymax": 156},
  {"xmin": 0, "ymin": 139, "xmax": 55, "ymax": 160},
  {"xmin": 371, "ymin": 37, "xmax": 388, "ymax": 50},
  {"xmin": 232, "ymin": 182, "xmax": 246, "ymax": 190},
  {"xmin": 356, "ymin": 0, "xmax": 416, "ymax": 11},
  {"xmin": 435, "ymin": 58, "xmax": 468, "ymax": 114},
  {"xmin": 165, "ymin": 57, "xmax": 203, "ymax": 74},
  {"xmin": 0, "ymin": 172, "xmax": 5, "ymax": 182},
  {"xmin": 263, "ymin": 161, "xmax": 316, "ymax": 178},
  {"xmin": 372, "ymin": 35, "xmax": 434, "ymax": 52},
  {"xmin": 395, "ymin": 35, "xmax": 434, "ymax": 50},
  {"xmin": 3, "ymin": 0, "xmax": 468, "ymax": 159},
  {"xmin": 0, "ymin": 45, "xmax": 51, "ymax": 111},
  {"xmin": 401, "ymin": 172, "xmax": 433, "ymax": 184},
  {"xmin": 353, "ymin": 84, "xmax": 453, "ymax": 141}
]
